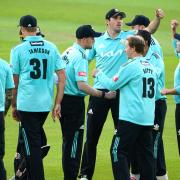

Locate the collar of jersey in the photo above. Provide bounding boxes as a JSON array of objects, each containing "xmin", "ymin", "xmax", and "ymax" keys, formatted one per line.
[
  {"xmin": 104, "ymin": 31, "xmax": 124, "ymax": 40},
  {"xmin": 24, "ymin": 35, "xmax": 43, "ymax": 41},
  {"xmin": 73, "ymin": 43, "xmax": 86, "ymax": 55},
  {"xmin": 131, "ymin": 56, "xmax": 143, "ymax": 61}
]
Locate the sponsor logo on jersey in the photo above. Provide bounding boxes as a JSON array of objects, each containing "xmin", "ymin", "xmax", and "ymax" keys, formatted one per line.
[
  {"xmin": 100, "ymin": 49, "xmax": 124, "ymax": 58},
  {"xmin": 113, "ymin": 76, "xmax": 119, "ymax": 82},
  {"xmin": 78, "ymin": 72, "xmax": 86, "ymax": 76},
  {"xmin": 30, "ymin": 41, "xmax": 44, "ymax": 46},
  {"xmin": 140, "ymin": 61, "xmax": 150, "ymax": 66}
]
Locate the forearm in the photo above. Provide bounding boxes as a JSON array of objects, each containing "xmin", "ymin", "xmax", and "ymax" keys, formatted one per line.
[
  {"xmin": 55, "ymin": 82, "xmax": 65, "ymax": 104},
  {"xmin": 12, "ymin": 88, "xmax": 17, "ymax": 108},
  {"xmin": 12, "ymin": 75, "xmax": 19, "ymax": 108},
  {"xmin": 146, "ymin": 17, "xmax": 160, "ymax": 34},
  {"xmin": 96, "ymin": 72, "xmax": 119, "ymax": 91},
  {"xmin": 55, "ymin": 69, "xmax": 66, "ymax": 104},
  {"xmin": 4, "ymin": 89, "xmax": 13, "ymax": 116},
  {"xmin": 77, "ymin": 82, "xmax": 103, "ymax": 97},
  {"xmin": 163, "ymin": 88, "xmax": 178, "ymax": 95}
]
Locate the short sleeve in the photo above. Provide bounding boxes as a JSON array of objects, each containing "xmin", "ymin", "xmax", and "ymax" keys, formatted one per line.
[
  {"xmin": 74, "ymin": 55, "xmax": 88, "ymax": 82},
  {"xmin": 5, "ymin": 63, "xmax": 14, "ymax": 89},
  {"xmin": 10, "ymin": 48, "xmax": 20, "ymax": 74},
  {"xmin": 54, "ymin": 47, "xmax": 66, "ymax": 71}
]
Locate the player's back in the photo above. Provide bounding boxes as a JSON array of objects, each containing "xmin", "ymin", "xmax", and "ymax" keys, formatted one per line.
[
  {"xmin": 119, "ymin": 57, "xmax": 157, "ymax": 126},
  {"xmin": 11, "ymin": 36, "xmax": 62, "ymax": 112}
]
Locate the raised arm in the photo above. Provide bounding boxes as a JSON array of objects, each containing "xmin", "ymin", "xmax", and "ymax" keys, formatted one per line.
[
  {"xmin": 145, "ymin": 9, "xmax": 164, "ymax": 34},
  {"xmin": 171, "ymin": 19, "xmax": 179, "ymax": 37}
]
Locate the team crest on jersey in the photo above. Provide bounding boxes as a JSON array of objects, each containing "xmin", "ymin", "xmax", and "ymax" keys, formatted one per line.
[
  {"xmin": 113, "ymin": 75, "xmax": 119, "ymax": 82},
  {"xmin": 140, "ymin": 61, "xmax": 150, "ymax": 66},
  {"xmin": 78, "ymin": 72, "xmax": 86, "ymax": 76}
]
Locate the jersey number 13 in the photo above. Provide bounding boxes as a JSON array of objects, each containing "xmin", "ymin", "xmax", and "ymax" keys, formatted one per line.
[{"xmin": 142, "ymin": 77, "xmax": 155, "ymax": 98}]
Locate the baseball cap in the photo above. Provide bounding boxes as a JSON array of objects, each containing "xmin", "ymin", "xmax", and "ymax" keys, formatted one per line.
[
  {"xmin": 126, "ymin": 15, "xmax": 150, "ymax": 27},
  {"xmin": 174, "ymin": 33, "xmax": 180, "ymax": 40},
  {"xmin": 76, "ymin": 25, "xmax": 102, "ymax": 39},
  {"xmin": 105, "ymin": 8, "xmax": 126, "ymax": 19},
  {"xmin": 19, "ymin": 15, "xmax": 37, "ymax": 27}
]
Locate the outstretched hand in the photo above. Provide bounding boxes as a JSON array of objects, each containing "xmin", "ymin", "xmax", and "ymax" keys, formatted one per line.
[
  {"xmin": 105, "ymin": 91, "xmax": 116, "ymax": 99},
  {"xmin": 161, "ymin": 89, "xmax": 168, "ymax": 95}
]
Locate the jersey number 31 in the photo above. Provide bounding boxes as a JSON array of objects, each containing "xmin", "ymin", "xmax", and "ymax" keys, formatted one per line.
[{"xmin": 30, "ymin": 58, "xmax": 47, "ymax": 79}]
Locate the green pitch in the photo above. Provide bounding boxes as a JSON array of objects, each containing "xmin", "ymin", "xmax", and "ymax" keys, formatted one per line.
[{"xmin": 0, "ymin": 0, "xmax": 180, "ymax": 179}]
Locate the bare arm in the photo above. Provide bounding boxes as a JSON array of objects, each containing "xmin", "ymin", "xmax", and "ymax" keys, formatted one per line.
[
  {"xmin": 161, "ymin": 88, "xmax": 177, "ymax": 95},
  {"xmin": 4, "ymin": 89, "xmax": 13, "ymax": 116},
  {"xmin": 52, "ymin": 69, "xmax": 66, "ymax": 120},
  {"xmin": 77, "ymin": 81, "xmax": 116, "ymax": 99},
  {"xmin": 145, "ymin": 9, "xmax": 164, "ymax": 34},
  {"xmin": 171, "ymin": 20, "xmax": 179, "ymax": 37},
  {"xmin": 12, "ymin": 75, "xmax": 20, "ymax": 121},
  {"xmin": 77, "ymin": 81, "xmax": 102, "ymax": 97}
]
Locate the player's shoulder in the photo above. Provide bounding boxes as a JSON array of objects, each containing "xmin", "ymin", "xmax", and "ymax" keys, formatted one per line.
[
  {"xmin": 0, "ymin": 58, "xmax": 10, "ymax": 70},
  {"xmin": 151, "ymin": 36, "xmax": 160, "ymax": 46},
  {"xmin": 94, "ymin": 32, "xmax": 105, "ymax": 42},
  {"xmin": 121, "ymin": 58, "xmax": 137, "ymax": 67},
  {"xmin": 122, "ymin": 30, "xmax": 136, "ymax": 36},
  {"xmin": 12, "ymin": 41, "xmax": 28, "ymax": 51},
  {"xmin": 43, "ymin": 39, "xmax": 57, "ymax": 49},
  {"xmin": 62, "ymin": 46, "xmax": 77, "ymax": 58},
  {"xmin": 151, "ymin": 52, "xmax": 161, "ymax": 60}
]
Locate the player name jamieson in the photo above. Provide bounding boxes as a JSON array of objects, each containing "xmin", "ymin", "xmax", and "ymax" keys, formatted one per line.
[{"xmin": 29, "ymin": 48, "xmax": 50, "ymax": 55}]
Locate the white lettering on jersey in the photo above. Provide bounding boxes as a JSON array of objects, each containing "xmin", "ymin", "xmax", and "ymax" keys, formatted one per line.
[{"xmin": 100, "ymin": 49, "xmax": 124, "ymax": 58}]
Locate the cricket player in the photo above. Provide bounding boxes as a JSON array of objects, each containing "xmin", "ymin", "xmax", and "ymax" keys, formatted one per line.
[
  {"xmin": 10, "ymin": 15, "xmax": 66, "ymax": 180},
  {"xmin": 131, "ymin": 30, "xmax": 167, "ymax": 180},
  {"xmin": 79, "ymin": 8, "xmax": 164, "ymax": 180},
  {"xmin": 161, "ymin": 19, "xmax": 180, "ymax": 157},
  {"xmin": 0, "ymin": 57, "xmax": 14, "ymax": 180},
  {"xmin": 126, "ymin": 12, "xmax": 164, "ymax": 58},
  {"xmin": 60, "ymin": 25, "xmax": 115, "ymax": 180},
  {"xmin": 93, "ymin": 35, "xmax": 157, "ymax": 180}
]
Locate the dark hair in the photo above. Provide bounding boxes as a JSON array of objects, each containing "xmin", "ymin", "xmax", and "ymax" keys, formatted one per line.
[
  {"xmin": 22, "ymin": 27, "xmax": 37, "ymax": 32},
  {"xmin": 127, "ymin": 36, "xmax": 145, "ymax": 54},
  {"xmin": 137, "ymin": 30, "xmax": 151, "ymax": 47}
]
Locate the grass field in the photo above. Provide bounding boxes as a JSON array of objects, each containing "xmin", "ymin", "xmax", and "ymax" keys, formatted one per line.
[{"xmin": 0, "ymin": 0, "xmax": 180, "ymax": 179}]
